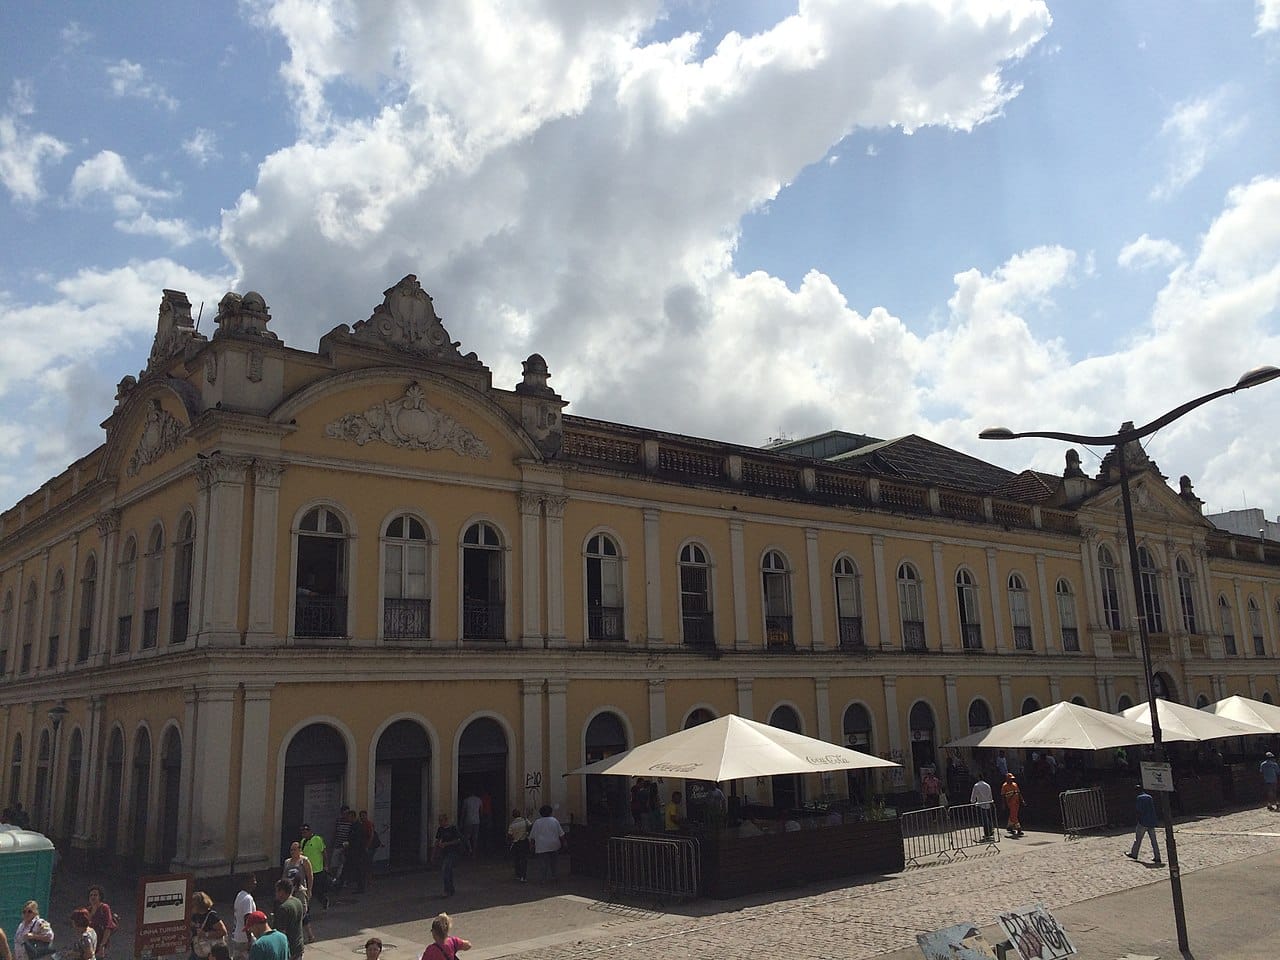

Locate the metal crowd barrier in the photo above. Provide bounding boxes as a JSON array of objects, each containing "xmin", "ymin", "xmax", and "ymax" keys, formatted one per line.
[
  {"xmin": 901, "ymin": 802, "xmax": 1000, "ymax": 866},
  {"xmin": 1059, "ymin": 786, "xmax": 1108, "ymax": 838},
  {"xmin": 606, "ymin": 834, "xmax": 702, "ymax": 904}
]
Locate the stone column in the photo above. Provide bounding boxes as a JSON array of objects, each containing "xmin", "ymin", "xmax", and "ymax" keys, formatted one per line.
[
  {"xmin": 234, "ymin": 683, "xmax": 274, "ymax": 871},
  {"xmin": 74, "ymin": 695, "xmax": 104, "ymax": 847},
  {"xmin": 1095, "ymin": 676, "xmax": 1110, "ymax": 711},
  {"xmin": 34, "ymin": 548, "xmax": 49, "ymax": 670},
  {"xmin": 246, "ymin": 460, "xmax": 285, "ymax": 645},
  {"xmin": 735, "ymin": 678, "xmax": 753, "ymax": 720},
  {"xmin": 521, "ymin": 680, "xmax": 544, "ymax": 805},
  {"xmin": 999, "ymin": 676, "xmax": 1013, "ymax": 721},
  {"xmin": 647, "ymin": 679, "xmax": 667, "ymax": 739},
  {"xmin": 1233, "ymin": 579, "xmax": 1249, "ymax": 657},
  {"xmin": 814, "ymin": 677, "xmax": 832, "ymax": 743},
  {"xmin": 1079, "ymin": 530, "xmax": 1101, "ymax": 627},
  {"xmin": 94, "ymin": 512, "xmax": 120, "ymax": 666},
  {"xmin": 519, "ymin": 493, "xmax": 543, "ymax": 648},
  {"xmin": 543, "ymin": 497, "xmax": 567, "ymax": 645},
  {"xmin": 1035, "ymin": 554, "xmax": 1056, "ymax": 653},
  {"xmin": 176, "ymin": 687, "xmax": 197, "ymax": 863},
  {"xmin": 729, "ymin": 519, "xmax": 749, "ymax": 649},
  {"xmin": 932, "ymin": 543, "xmax": 952, "ymax": 651},
  {"xmin": 872, "ymin": 536, "xmax": 893, "ymax": 650},
  {"xmin": 944, "ymin": 676, "xmax": 960, "ymax": 745},
  {"xmin": 1049, "ymin": 676, "xmax": 1062, "ymax": 704},
  {"xmin": 804, "ymin": 528, "xmax": 825, "ymax": 649},
  {"xmin": 643, "ymin": 508, "xmax": 663, "ymax": 646},
  {"xmin": 60, "ymin": 535, "xmax": 79, "ymax": 670},
  {"xmin": 985, "ymin": 547, "xmax": 1006, "ymax": 652},
  {"xmin": 194, "ymin": 456, "xmax": 250, "ymax": 647},
  {"xmin": 547, "ymin": 679, "xmax": 568, "ymax": 810},
  {"xmin": 882, "ymin": 676, "xmax": 902, "ymax": 768},
  {"xmin": 184, "ymin": 684, "xmax": 237, "ymax": 870}
]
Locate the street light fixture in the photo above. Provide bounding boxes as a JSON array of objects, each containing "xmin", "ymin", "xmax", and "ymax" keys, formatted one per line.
[{"xmin": 979, "ymin": 364, "xmax": 1279, "ymax": 955}]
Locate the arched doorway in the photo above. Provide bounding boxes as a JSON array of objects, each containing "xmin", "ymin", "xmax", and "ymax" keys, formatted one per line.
[
  {"xmin": 63, "ymin": 729, "xmax": 83, "ymax": 839},
  {"xmin": 32, "ymin": 731, "xmax": 50, "ymax": 834},
  {"xmin": 768, "ymin": 706, "xmax": 803, "ymax": 810},
  {"xmin": 1116, "ymin": 694, "xmax": 1134, "ymax": 713},
  {"xmin": 282, "ymin": 723, "xmax": 348, "ymax": 860},
  {"xmin": 1153, "ymin": 672, "xmax": 1178, "ymax": 702},
  {"xmin": 684, "ymin": 708, "xmax": 715, "ymax": 728},
  {"xmin": 908, "ymin": 701, "xmax": 937, "ymax": 784},
  {"xmin": 103, "ymin": 729, "xmax": 124, "ymax": 853},
  {"xmin": 1021, "ymin": 698, "xmax": 1041, "ymax": 716},
  {"xmin": 1195, "ymin": 694, "xmax": 1210, "ymax": 708},
  {"xmin": 457, "ymin": 717, "xmax": 507, "ymax": 854},
  {"xmin": 131, "ymin": 729, "xmax": 152, "ymax": 863},
  {"xmin": 843, "ymin": 704, "xmax": 873, "ymax": 804},
  {"xmin": 584, "ymin": 713, "xmax": 628, "ymax": 827},
  {"xmin": 159, "ymin": 729, "xmax": 182, "ymax": 866},
  {"xmin": 375, "ymin": 720, "xmax": 432, "ymax": 867}
]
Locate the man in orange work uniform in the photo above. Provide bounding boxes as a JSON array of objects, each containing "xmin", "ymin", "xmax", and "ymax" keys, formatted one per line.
[{"xmin": 1000, "ymin": 772, "xmax": 1024, "ymax": 837}]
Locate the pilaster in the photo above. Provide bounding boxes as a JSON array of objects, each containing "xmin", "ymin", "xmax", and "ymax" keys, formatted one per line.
[
  {"xmin": 73, "ymin": 696, "xmax": 104, "ymax": 847},
  {"xmin": 932, "ymin": 543, "xmax": 952, "ymax": 650},
  {"xmin": 522, "ymin": 679, "xmax": 544, "ymax": 806},
  {"xmin": 246, "ymin": 460, "xmax": 285, "ymax": 644},
  {"xmin": 647, "ymin": 678, "xmax": 667, "ymax": 740},
  {"xmin": 643, "ymin": 508, "xmax": 663, "ymax": 645},
  {"xmin": 872, "ymin": 536, "xmax": 892, "ymax": 650},
  {"xmin": 985, "ymin": 547, "xmax": 1006, "ymax": 652},
  {"xmin": 999, "ymin": 676, "xmax": 1013, "ymax": 722},
  {"xmin": 181, "ymin": 684, "xmax": 237, "ymax": 870},
  {"xmin": 94, "ymin": 512, "xmax": 120, "ymax": 667},
  {"xmin": 814, "ymin": 677, "xmax": 831, "ymax": 743},
  {"xmin": 944, "ymin": 676, "xmax": 960, "ymax": 744},
  {"xmin": 234, "ymin": 683, "xmax": 275, "ymax": 870},
  {"xmin": 729, "ymin": 519, "xmax": 749, "ymax": 649},
  {"xmin": 194, "ymin": 455, "xmax": 250, "ymax": 647},
  {"xmin": 518, "ymin": 493, "xmax": 543, "ymax": 648},
  {"xmin": 547, "ymin": 679, "xmax": 568, "ymax": 810},
  {"xmin": 735, "ymin": 677, "xmax": 754, "ymax": 720},
  {"xmin": 543, "ymin": 496, "xmax": 567, "ymax": 645},
  {"xmin": 805, "ymin": 528, "xmax": 824, "ymax": 649},
  {"xmin": 882, "ymin": 676, "xmax": 902, "ymax": 763}
]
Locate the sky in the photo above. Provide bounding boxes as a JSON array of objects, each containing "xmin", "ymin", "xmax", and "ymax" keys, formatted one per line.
[{"xmin": 2, "ymin": 0, "xmax": 1279, "ymax": 518}]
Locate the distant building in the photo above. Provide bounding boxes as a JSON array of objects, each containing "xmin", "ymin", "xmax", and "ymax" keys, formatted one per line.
[
  {"xmin": 1207, "ymin": 507, "xmax": 1280, "ymax": 542},
  {"xmin": 2, "ymin": 275, "xmax": 1278, "ymax": 878}
]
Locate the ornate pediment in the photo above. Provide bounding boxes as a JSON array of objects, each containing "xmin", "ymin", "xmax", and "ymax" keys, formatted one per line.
[
  {"xmin": 147, "ymin": 289, "xmax": 207, "ymax": 374},
  {"xmin": 324, "ymin": 382, "xmax": 490, "ymax": 460},
  {"xmin": 348, "ymin": 275, "xmax": 475, "ymax": 361},
  {"xmin": 127, "ymin": 400, "xmax": 187, "ymax": 476}
]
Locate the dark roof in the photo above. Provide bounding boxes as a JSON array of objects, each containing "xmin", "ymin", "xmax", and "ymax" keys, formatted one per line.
[
  {"xmin": 992, "ymin": 470, "xmax": 1060, "ymax": 503},
  {"xmin": 830, "ymin": 434, "xmax": 1016, "ymax": 495}
]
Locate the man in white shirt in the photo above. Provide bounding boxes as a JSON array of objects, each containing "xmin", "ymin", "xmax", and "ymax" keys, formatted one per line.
[
  {"xmin": 529, "ymin": 804, "xmax": 566, "ymax": 881},
  {"xmin": 970, "ymin": 775, "xmax": 995, "ymax": 841},
  {"xmin": 231, "ymin": 874, "xmax": 257, "ymax": 960},
  {"xmin": 462, "ymin": 791, "xmax": 483, "ymax": 856}
]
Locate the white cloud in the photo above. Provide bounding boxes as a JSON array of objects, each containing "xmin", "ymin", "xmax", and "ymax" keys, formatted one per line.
[
  {"xmin": 70, "ymin": 150, "xmax": 174, "ymax": 208},
  {"xmin": 1117, "ymin": 233, "xmax": 1184, "ymax": 271},
  {"xmin": 1150, "ymin": 89, "xmax": 1246, "ymax": 201},
  {"xmin": 1258, "ymin": 0, "xmax": 1280, "ymax": 34},
  {"xmin": 60, "ymin": 21, "xmax": 92, "ymax": 49},
  {"xmin": 183, "ymin": 127, "xmax": 220, "ymax": 166},
  {"xmin": 115, "ymin": 212, "xmax": 215, "ymax": 246},
  {"xmin": 106, "ymin": 60, "xmax": 179, "ymax": 110},
  {"xmin": 0, "ymin": 82, "xmax": 69, "ymax": 203}
]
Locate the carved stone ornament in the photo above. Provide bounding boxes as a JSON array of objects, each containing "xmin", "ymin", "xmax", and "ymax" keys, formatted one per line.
[
  {"xmin": 214, "ymin": 290, "xmax": 280, "ymax": 340},
  {"xmin": 95, "ymin": 510, "xmax": 121, "ymax": 538},
  {"xmin": 147, "ymin": 289, "xmax": 207, "ymax": 374},
  {"xmin": 324, "ymin": 381, "xmax": 491, "ymax": 459},
  {"xmin": 205, "ymin": 353, "xmax": 218, "ymax": 384},
  {"xmin": 194, "ymin": 453, "xmax": 253, "ymax": 489},
  {"xmin": 127, "ymin": 400, "xmax": 187, "ymax": 477},
  {"xmin": 543, "ymin": 495, "xmax": 568, "ymax": 518},
  {"xmin": 349, "ymin": 275, "xmax": 473, "ymax": 361},
  {"xmin": 248, "ymin": 349, "xmax": 263, "ymax": 383}
]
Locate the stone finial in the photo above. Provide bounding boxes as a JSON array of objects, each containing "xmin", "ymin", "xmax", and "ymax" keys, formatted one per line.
[
  {"xmin": 1063, "ymin": 448, "xmax": 1085, "ymax": 478},
  {"xmin": 214, "ymin": 290, "xmax": 278, "ymax": 339},
  {"xmin": 1178, "ymin": 474, "xmax": 1204, "ymax": 514},
  {"xmin": 516, "ymin": 353, "xmax": 555, "ymax": 397},
  {"xmin": 346, "ymin": 274, "xmax": 476, "ymax": 361}
]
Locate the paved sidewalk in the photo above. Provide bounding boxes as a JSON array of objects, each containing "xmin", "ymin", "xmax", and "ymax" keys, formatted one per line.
[{"xmin": 43, "ymin": 805, "xmax": 1280, "ymax": 960}]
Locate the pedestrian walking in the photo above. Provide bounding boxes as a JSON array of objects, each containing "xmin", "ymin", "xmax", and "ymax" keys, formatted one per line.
[
  {"xmin": 1125, "ymin": 783, "xmax": 1163, "ymax": 865},
  {"xmin": 433, "ymin": 813, "xmax": 464, "ymax": 896},
  {"xmin": 15, "ymin": 902, "xmax": 53, "ymax": 960},
  {"xmin": 242, "ymin": 912, "xmax": 287, "ymax": 960},
  {"xmin": 271, "ymin": 880, "xmax": 304, "ymax": 960},
  {"xmin": 330, "ymin": 806, "xmax": 352, "ymax": 893},
  {"xmin": 969, "ymin": 774, "xmax": 995, "ymax": 840},
  {"xmin": 1261, "ymin": 752, "xmax": 1279, "ymax": 811},
  {"xmin": 86, "ymin": 886, "xmax": 117, "ymax": 960},
  {"xmin": 419, "ymin": 913, "xmax": 470, "ymax": 960},
  {"xmin": 189, "ymin": 893, "xmax": 228, "ymax": 960},
  {"xmin": 299, "ymin": 824, "xmax": 330, "ymax": 908},
  {"xmin": 1000, "ymin": 773, "xmax": 1024, "ymax": 837},
  {"xmin": 506, "ymin": 809, "xmax": 531, "ymax": 882},
  {"xmin": 529, "ymin": 804, "xmax": 566, "ymax": 881},
  {"xmin": 921, "ymin": 768, "xmax": 942, "ymax": 808},
  {"xmin": 281, "ymin": 843, "xmax": 315, "ymax": 943},
  {"xmin": 461, "ymin": 791, "xmax": 482, "ymax": 856},
  {"xmin": 231, "ymin": 876, "xmax": 257, "ymax": 960},
  {"xmin": 68, "ymin": 910, "xmax": 97, "ymax": 960}
]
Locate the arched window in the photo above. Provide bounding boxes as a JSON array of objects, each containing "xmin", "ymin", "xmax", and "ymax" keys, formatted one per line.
[
  {"xmin": 1195, "ymin": 694, "xmax": 1210, "ymax": 708},
  {"xmin": 1008, "ymin": 573, "xmax": 1032, "ymax": 650},
  {"xmin": 78, "ymin": 555, "xmax": 97, "ymax": 662},
  {"xmin": 141, "ymin": 525, "xmax": 164, "ymax": 649},
  {"xmin": 586, "ymin": 534, "xmax": 623, "ymax": 642},
  {"xmin": 1176, "ymin": 556, "xmax": 1198, "ymax": 633},
  {"xmin": 1098, "ymin": 546, "xmax": 1123, "ymax": 631},
  {"xmin": 1137, "ymin": 546, "xmax": 1165, "ymax": 633},
  {"xmin": 462, "ymin": 521, "xmax": 504, "ymax": 640},
  {"xmin": 116, "ymin": 536, "xmax": 137, "ymax": 653},
  {"xmin": 1071, "ymin": 695, "xmax": 1088, "ymax": 707},
  {"xmin": 1249, "ymin": 597, "xmax": 1266, "ymax": 656},
  {"xmin": 1219, "ymin": 595, "xmax": 1237, "ymax": 656},
  {"xmin": 679, "ymin": 543, "xmax": 714, "ymax": 646},
  {"xmin": 684, "ymin": 708, "xmax": 716, "ymax": 728},
  {"xmin": 8, "ymin": 733, "xmax": 22, "ymax": 807},
  {"xmin": 762, "ymin": 550, "xmax": 793, "ymax": 648},
  {"xmin": 46, "ymin": 569, "xmax": 65, "ymax": 668},
  {"xmin": 294, "ymin": 506, "xmax": 349, "ymax": 639},
  {"xmin": 171, "ymin": 513, "xmax": 194, "ymax": 644},
  {"xmin": 1021, "ymin": 697, "xmax": 1041, "ymax": 716},
  {"xmin": 383, "ymin": 514, "xmax": 430, "ymax": 640},
  {"xmin": 20, "ymin": 580, "xmax": 38, "ymax": 673},
  {"xmin": 898, "ymin": 563, "xmax": 926, "ymax": 651},
  {"xmin": 834, "ymin": 557, "xmax": 864, "ymax": 650},
  {"xmin": 967, "ymin": 700, "xmax": 993, "ymax": 733},
  {"xmin": 584, "ymin": 712, "xmax": 629, "ymax": 826},
  {"xmin": 1056, "ymin": 579, "xmax": 1079, "ymax": 651},
  {"xmin": 0, "ymin": 589, "xmax": 11, "ymax": 675},
  {"xmin": 1265, "ymin": 692, "xmax": 1275, "ymax": 705},
  {"xmin": 957, "ymin": 570, "xmax": 982, "ymax": 650},
  {"xmin": 1116, "ymin": 694, "xmax": 1134, "ymax": 713},
  {"xmin": 843, "ymin": 704, "xmax": 873, "ymax": 802}
]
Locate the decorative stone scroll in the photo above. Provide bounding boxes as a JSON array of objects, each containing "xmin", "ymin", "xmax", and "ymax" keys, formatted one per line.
[
  {"xmin": 349, "ymin": 275, "xmax": 474, "ymax": 361},
  {"xmin": 147, "ymin": 289, "xmax": 207, "ymax": 373},
  {"xmin": 324, "ymin": 382, "xmax": 490, "ymax": 460},
  {"xmin": 126, "ymin": 400, "xmax": 187, "ymax": 477}
]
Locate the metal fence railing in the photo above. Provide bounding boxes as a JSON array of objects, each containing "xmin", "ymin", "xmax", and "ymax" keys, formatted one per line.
[
  {"xmin": 1059, "ymin": 786, "xmax": 1108, "ymax": 838},
  {"xmin": 606, "ymin": 835, "xmax": 701, "ymax": 904},
  {"xmin": 901, "ymin": 803, "xmax": 1000, "ymax": 866}
]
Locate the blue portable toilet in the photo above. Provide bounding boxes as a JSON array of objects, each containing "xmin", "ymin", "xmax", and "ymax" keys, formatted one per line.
[{"xmin": 0, "ymin": 827, "xmax": 55, "ymax": 936}]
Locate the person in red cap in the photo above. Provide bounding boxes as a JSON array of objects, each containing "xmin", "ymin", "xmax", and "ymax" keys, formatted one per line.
[
  {"xmin": 1000, "ymin": 773, "xmax": 1024, "ymax": 837},
  {"xmin": 243, "ymin": 913, "xmax": 287, "ymax": 960}
]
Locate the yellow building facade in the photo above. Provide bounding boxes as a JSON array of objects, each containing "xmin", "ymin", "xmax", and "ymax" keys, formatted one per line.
[{"xmin": 1, "ymin": 275, "xmax": 1278, "ymax": 877}]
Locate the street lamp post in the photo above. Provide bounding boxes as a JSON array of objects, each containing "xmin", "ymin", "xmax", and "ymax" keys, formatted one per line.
[{"xmin": 980, "ymin": 365, "xmax": 1280, "ymax": 956}]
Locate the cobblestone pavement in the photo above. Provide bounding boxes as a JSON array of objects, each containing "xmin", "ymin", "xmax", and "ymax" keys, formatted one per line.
[{"xmin": 490, "ymin": 806, "xmax": 1280, "ymax": 960}]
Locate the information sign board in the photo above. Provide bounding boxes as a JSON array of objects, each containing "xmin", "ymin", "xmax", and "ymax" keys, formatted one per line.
[
  {"xmin": 135, "ymin": 874, "xmax": 192, "ymax": 959},
  {"xmin": 1141, "ymin": 761, "xmax": 1175, "ymax": 792},
  {"xmin": 996, "ymin": 904, "xmax": 1076, "ymax": 960}
]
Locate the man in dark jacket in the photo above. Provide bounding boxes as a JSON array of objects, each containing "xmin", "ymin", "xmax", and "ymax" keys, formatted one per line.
[{"xmin": 1124, "ymin": 784, "xmax": 1163, "ymax": 865}]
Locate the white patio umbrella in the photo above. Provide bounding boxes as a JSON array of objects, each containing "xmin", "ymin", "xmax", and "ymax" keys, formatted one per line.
[
  {"xmin": 944, "ymin": 701, "xmax": 1189, "ymax": 751},
  {"xmin": 565, "ymin": 714, "xmax": 898, "ymax": 780},
  {"xmin": 1202, "ymin": 694, "xmax": 1280, "ymax": 734},
  {"xmin": 1122, "ymin": 699, "xmax": 1273, "ymax": 740}
]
